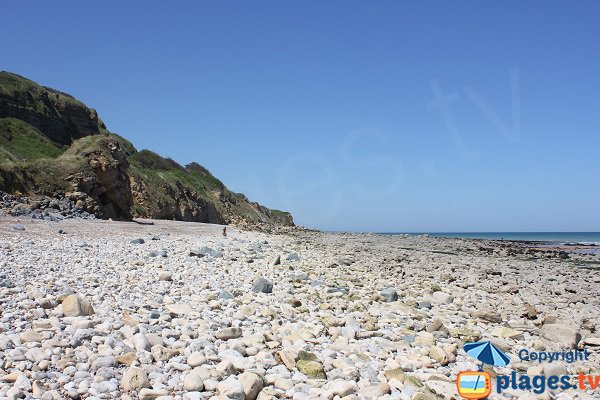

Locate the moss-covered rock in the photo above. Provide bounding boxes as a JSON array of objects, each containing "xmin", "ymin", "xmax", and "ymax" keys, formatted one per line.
[{"xmin": 296, "ymin": 360, "xmax": 326, "ymax": 379}]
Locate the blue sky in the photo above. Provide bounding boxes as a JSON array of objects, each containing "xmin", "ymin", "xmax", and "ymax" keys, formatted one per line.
[{"xmin": 2, "ymin": 1, "xmax": 599, "ymax": 231}]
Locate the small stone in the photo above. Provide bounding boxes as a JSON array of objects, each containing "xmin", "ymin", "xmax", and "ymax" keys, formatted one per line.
[
  {"xmin": 13, "ymin": 224, "xmax": 26, "ymax": 231},
  {"xmin": 121, "ymin": 367, "xmax": 149, "ymax": 391},
  {"xmin": 151, "ymin": 345, "xmax": 178, "ymax": 362},
  {"xmin": 380, "ymin": 287, "xmax": 398, "ymax": 302},
  {"xmin": 384, "ymin": 368, "xmax": 406, "ymax": 382},
  {"xmin": 116, "ymin": 352, "xmax": 137, "ymax": 366},
  {"xmin": 491, "ymin": 326, "xmax": 523, "ymax": 340},
  {"xmin": 219, "ymin": 290, "xmax": 234, "ymax": 299},
  {"xmin": 0, "ymin": 372, "xmax": 23, "ymax": 383},
  {"xmin": 296, "ymin": 360, "xmax": 326, "ymax": 379},
  {"xmin": 432, "ymin": 291, "xmax": 453, "ymax": 304},
  {"xmin": 426, "ymin": 319, "xmax": 444, "ymax": 332},
  {"xmin": 583, "ymin": 337, "xmax": 600, "ymax": 347},
  {"xmin": 428, "ymin": 346, "xmax": 449, "ymax": 365},
  {"xmin": 275, "ymin": 350, "xmax": 297, "ymax": 370},
  {"xmin": 123, "ymin": 313, "xmax": 139, "ymax": 326},
  {"xmin": 61, "ymin": 294, "xmax": 95, "ymax": 317},
  {"xmin": 20, "ymin": 329, "xmax": 42, "ymax": 343},
  {"xmin": 216, "ymin": 376, "xmax": 245, "ymax": 399},
  {"xmin": 524, "ymin": 303, "xmax": 538, "ymax": 319},
  {"xmin": 327, "ymin": 380, "xmax": 356, "ymax": 397},
  {"xmin": 274, "ymin": 378, "xmax": 293, "ymax": 390},
  {"xmin": 286, "ymin": 253, "xmax": 300, "ymax": 261},
  {"xmin": 32, "ymin": 381, "xmax": 46, "ymax": 398},
  {"xmin": 252, "ymin": 277, "xmax": 273, "ymax": 293},
  {"xmin": 472, "ymin": 309, "xmax": 502, "ymax": 323},
  {"xmin": 158, "ymin": 271, "xmax": 172, "ymax": 281},
  {"xmin": 183, "ymin": 372, "xmax": 204, "ymax": 391},
  {"xmin": 139, "ymin": 388, "xmax": 169, "ymax": 400},
  {"xmin": 239, "ymin": 372, "xmax": 263, "ymax": 400},
  {"xmin": 216, "ymin": 327, "xmax": 242, "ymax": 340},
  {"xmin": 187, "ymin": 352, "xmax": 207, "ymax": 368},
  {"xmin": 165, "ymin": 303, "xmax": 193, "ymax": 316},
  {"xmin": 130, "ymin": 238, "xmax": 145, "ymax": 244},
  {"xmin": 358, "ymin": 383, "xmax": 391, "ymax": 399},
  {"xmin": 133, "ymin": 333, "xmax": 152, "ymax": 351}
]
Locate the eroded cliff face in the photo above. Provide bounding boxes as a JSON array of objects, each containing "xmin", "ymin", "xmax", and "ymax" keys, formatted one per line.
[
  {"xmin": 129, "ymin": 175, "xmax": 224, "ymax": 223},
  {"xmin": 0, "ymin": 71, "xmax": 294, "ymax": 228},
  {"xmin": 65, "ymin": 139, "xmax": 133, "ymax": 220}
]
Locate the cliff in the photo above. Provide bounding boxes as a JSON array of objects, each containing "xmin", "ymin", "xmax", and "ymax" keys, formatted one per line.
[{"xmin": 0, "ymin": 71, "xmax": 293, "ymax": 227}]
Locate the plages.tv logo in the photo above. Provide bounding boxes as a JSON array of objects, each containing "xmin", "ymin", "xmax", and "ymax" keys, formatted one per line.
[
  {"xmin": 458, "ymin": 340, "xmax": 598, "ymax": 397},
  {"xmin": 457, "ymin": 341, "xmax": 510, "ymax": 399}
]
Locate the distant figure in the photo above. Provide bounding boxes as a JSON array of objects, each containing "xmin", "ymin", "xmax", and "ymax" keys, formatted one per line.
[{"xmin": 222, "ymin": 227, "xmax": 227, "ymax": 237}]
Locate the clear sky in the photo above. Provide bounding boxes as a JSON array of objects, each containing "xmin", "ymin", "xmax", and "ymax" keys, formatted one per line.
[{"xmin": 2, "ymin": 1, "xmax": 599, "ymax": 232}]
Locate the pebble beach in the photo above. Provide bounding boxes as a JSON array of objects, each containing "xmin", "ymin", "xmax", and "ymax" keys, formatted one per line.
[{"xmin": 1, "ymin": 217, "xmax": 599, "ymax": 400}]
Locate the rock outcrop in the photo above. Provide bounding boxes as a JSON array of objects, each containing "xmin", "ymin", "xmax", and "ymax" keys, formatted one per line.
[{"xmin": 65, "ymin": 138, "xmax": 133, "ymax": 220}]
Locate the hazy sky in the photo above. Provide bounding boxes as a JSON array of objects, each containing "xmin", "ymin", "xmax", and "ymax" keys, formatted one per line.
[{"xmin": 2, "ymin": 1, "xmax": 599, "ymax": 232}]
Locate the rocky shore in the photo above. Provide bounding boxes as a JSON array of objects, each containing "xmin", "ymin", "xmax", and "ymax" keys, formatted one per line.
[{"xmin": 1, "ymin": 217, "xmax": 599, "ymax": 399}]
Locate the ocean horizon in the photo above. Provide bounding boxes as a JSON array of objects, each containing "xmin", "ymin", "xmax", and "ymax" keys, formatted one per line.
[{"xmin": 377, "ymin": 232, "xmax": 600, "ymax": 244}]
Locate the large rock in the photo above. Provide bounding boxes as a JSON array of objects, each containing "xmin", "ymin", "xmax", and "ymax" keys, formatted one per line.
[{"xmin": 61, "ymin": 294, "xmax": 94, "ymax": 317}]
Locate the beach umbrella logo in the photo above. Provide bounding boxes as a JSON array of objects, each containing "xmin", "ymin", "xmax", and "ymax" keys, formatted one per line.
[{"xmin": 463, "ymin": 341, "xmax": 511, "ymax": 367}]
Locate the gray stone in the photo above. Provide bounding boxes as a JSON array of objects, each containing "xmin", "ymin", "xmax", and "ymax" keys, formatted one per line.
[
  {"xmin": 252, "ymin": 277, "xmax": 273, "ymax": 293},
  {"xmin": 380, "ymin": 287, "xmax": 398, "ymax": 302},
  {"xmin": 216, "ymin": 327, "xmax": 243, "ymax": 340},
  {"xmin": 286, "ymin": 253, "xmax": 300, "ymax": 261}
]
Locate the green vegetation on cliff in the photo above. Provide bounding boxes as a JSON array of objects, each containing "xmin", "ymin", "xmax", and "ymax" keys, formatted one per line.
[{"xmin": 0, "ymin": 118, "xmax": 65, "ymax": 162}]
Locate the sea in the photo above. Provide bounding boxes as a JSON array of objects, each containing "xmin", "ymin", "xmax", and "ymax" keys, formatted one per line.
[{"xmin": 379, "ymin": 232, "xmax": 600, "ymax": 245}]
